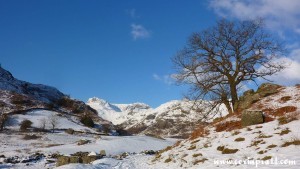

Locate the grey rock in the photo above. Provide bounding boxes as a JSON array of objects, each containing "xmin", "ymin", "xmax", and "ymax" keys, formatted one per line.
[{"xmin": 241, "ymin": 110, "xmax": 264, "ymax": 127}]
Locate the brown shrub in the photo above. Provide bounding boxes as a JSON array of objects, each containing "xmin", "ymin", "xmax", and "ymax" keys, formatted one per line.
[
  {"xmin": 272, "ymin": 106, "xmax": 297, "ymax": 116},
  {"xmin": 278, "ymin": 112, "xmax": 299, "ymax": 125},
  {"xmin": 264, "ymin": 114, "xmax": 275, "ymax": 123},
  {"xmin": 215, "ymin": 120, "xmax": 241, "ymax": 132},
  {"xmin": 190, "ymin": 125, "xmax": 209, "ymax": 140},
  {"xmin": 280, "ymin": 96, "xmax": 292, "ymax": 103}
]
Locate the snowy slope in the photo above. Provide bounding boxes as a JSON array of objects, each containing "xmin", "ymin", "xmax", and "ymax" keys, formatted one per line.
[
  {"xmin": 151, "ymin": 85, "xmax": 300, "ymax": 168},
  {"xmin": 7, "ymin": 110, "xmax": 95, "ymax": 132}
]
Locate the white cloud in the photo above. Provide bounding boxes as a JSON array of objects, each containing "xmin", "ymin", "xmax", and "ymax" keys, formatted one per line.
[
  {"xmin": 153, "ymin": 74, "xmax": 174, "ymax": 85},
  {"xmin": 265, "ymin": 47, "xmax": 300, "ymax": 86},
  {"xmin": 131, "ymin": 24, "xmax": 151, "ymax": 40},
  {"xmin": 209, "ymin": 0, "xmax": 300, "ymax": 33}
]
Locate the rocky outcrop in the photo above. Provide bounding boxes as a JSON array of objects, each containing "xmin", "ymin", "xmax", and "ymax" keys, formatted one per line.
[
  {"xmin": 236, "ymin": 83, "xmax": 282, "ymax": 112},
  {"xmin": 56, "ymin": 151, "xmax": 106, "ymax": 167}
]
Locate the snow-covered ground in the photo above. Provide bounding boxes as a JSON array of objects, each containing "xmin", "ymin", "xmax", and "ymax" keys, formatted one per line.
[{"xmin": 7, "ymin": 110, "xmax": 94, "ymax": 132}]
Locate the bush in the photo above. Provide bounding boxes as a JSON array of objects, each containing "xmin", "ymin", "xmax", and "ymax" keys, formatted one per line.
[
  {"xmin": 80, "ymin": 115, "xmax": 94, "ymax": 128},
  {"xmin": 20, "ymin": 119, "xmax": 32, "ymax": 131}
]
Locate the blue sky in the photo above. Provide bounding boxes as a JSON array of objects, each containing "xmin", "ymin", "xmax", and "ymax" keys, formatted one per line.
[{"xmin": 1, "ymin": 0, "xmax": 300, "ymax": 107}]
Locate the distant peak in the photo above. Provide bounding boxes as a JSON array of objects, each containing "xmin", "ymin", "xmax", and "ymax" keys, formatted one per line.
[
  {"xmin": 0, "ymin": 67, "xmax": 14, "ymax": 81},
  {"xmin": 87, "ymin": 97, "xmax": 108, "ymax": 104}
]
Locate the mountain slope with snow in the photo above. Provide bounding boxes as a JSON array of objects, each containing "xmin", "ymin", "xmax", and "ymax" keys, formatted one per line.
[
  {"xmin": 87, "ymin": 97, "xmax": 227, "ymax": 138},
  {"xmin": 0, "ymin": 67, "xmax": 114, "ymax": 133},
  {"xmin": 0, "ymin": 67, "xmax": 64, "ymax": 103}
]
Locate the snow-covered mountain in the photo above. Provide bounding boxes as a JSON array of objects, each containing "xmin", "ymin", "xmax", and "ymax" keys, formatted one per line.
[
  {"xmin": 0, "ymin": 67, "xmax": 114, "ymax": 132},
  {"xmin": 87, "ymin": 97, "xmax": 227, "ymax": 138},
  {"xmin": 0, "ymin": 67, "xmax": 64, "ymax": 103},
  {"xmin": 87, "ymin": 97, "xmax": 152, "ymax": 125}
]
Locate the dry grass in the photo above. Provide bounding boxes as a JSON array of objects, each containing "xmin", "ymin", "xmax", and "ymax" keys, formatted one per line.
[
  {"xmin": 277, "ymin": 128, "xmax": 291, "ymax": 136},
  {"xmin": 281, "ymin": 138, "xmax": 300, "ymax": 147},
  {"xmin": 267, "ymin": 144, "xmax": 277, "ymax": 149},
  {"xmin": 264, "ymin": 114, "xmax": 275, "ymax": 123},
  {"xmin": 217, "ymin": 145, "xmax": 225, "ymax": 151},
  {"xmin": 278, "ymin": 112, "xmax": 299, "ymax": 125},
  {"xmin": 191, "ymin": 139, "xmax": 200, "ymax": 144},
  {"xmin": 249, "ymin": 139, "xmax": 266, "ymax": 147},
  {"xmin": 190, "ymin": 125, "xmax": 209, "ymax": 140},
  {"xmin": 234, "ymin": 137, "xmax": 245, "ymax": 142},
  {"xmin": 272, "ymin": 106, "xmax": 297, "ymax": 117},
  {"xmin": 193, "ymin": 158, "xmax": 208, "ymax": 165},
  {"xmin": 222, "ymin": 148, "xmax": 239, "ymax": 154},
  {"xmin": 261, "ymin": 156, "xmax": 272, "ymax": 161},
  {"xmin": 192, "ymin": 153, "xmax": 203, "ymax": 157},
  {"xmin": 258, "ymin": 134, "xmax": 273, "ymax": 139},
  {"xmin": 280, "ymin": 96, "xmax": 292, "ymax": 103},
  {"xmin": 164, "ymin": 158, "xmax": 172, "ymax": 163},
  {"xmin": 188, "ymin": 145, "xmax": 196, "ymax": 150},
  {"xmin": 258, "ymin": 150, "xmax": 267, "ymax": 154},
  {"xmin": 232, "ymin": 130, "xmax": 241, "ymax": 136},
  {"xmin": 215, "ymin": 120, "xmax": 242, "ymax": 132},
  {"xmin": 173, "ymin": 140, "xmax": 182, "ymax": 147}
]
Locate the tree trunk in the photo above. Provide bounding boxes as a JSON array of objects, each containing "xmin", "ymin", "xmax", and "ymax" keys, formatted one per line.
[
  {"xmin": 229, "ymin": 83, "xmax": 239, "ymax": 113},
  {"xmin": 223, "ymin": 99, "xmax": 233, "ymax": 114}
]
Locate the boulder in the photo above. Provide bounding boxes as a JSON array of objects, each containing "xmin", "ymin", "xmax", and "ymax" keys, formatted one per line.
[
  {"xmin": 256, "ymin": 83, "xmax": 281, "ymax": 97},
  {"xmin": 241, "ymin": 110, "xmax": 264, "ymax": 127},
  {"xmin": 81, "ymin": 156, "xmax": 97, "ymax": 164},
  {"xmin": 56, "ymin": 156, "xmax": 70, "ymax": 167},
  {"xmin": 99, "ymin": 150, "xmax": 106, "ymax": 157}
]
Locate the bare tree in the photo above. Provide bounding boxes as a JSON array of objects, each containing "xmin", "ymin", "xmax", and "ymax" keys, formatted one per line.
[
  {"xmin": 173, "ymin": 19, "xmax": 286, "ymax": 114},
  {"xmin": 39, "ymin": 118, "xmax": 47, "ymax": 131},
  {"xmin": 49, "ymin": 114, "xmax": 59, "ymax": 133},
  {"xmin": 0, "ymin": 113, "xmax": 9, "ymax": 131}
]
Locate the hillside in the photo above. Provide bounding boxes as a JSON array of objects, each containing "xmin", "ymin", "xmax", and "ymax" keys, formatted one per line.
[
  {"xmin": 0, "ymin": 67, "xmax": 64, "ymax": 103},
  {"xmin": 0, "ymin": 67, "xmax": 114, "ymax": 133},
  {"xmin": 151, "ymin": 84, "xmax": 300, "ymax": 168},
  {"xmin": 87, "ymin": 97, "xmax": 227, "ymax": 138}
]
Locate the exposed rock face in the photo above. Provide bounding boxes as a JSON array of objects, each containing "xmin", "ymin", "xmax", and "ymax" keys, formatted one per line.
[
  {"xmin": 241, "ymin": 110, "xmax": 264, "ymax": 126},
  {"xmin": 236, "ymin": 83, "xmax": 282, "ymax": 112}
]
